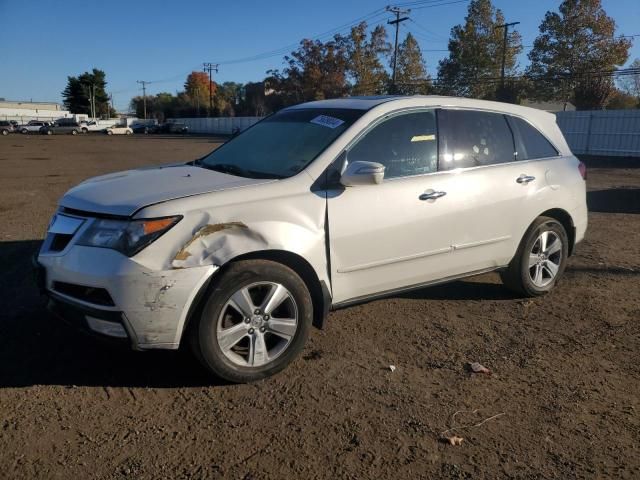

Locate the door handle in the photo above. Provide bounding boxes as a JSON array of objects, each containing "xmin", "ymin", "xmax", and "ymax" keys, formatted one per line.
[
  {"xmin": 419, "ymin": 190, "xmax": 447, "ymax": 201},
  {"xmin": 516, "ymin": 174, "xmax": 535, "ymax": 184}
]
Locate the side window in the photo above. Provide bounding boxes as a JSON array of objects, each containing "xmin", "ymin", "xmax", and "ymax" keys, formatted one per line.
[
  {"xmin": 508, "ymin": 116, "xmax": 559, "ymax": 160},
  {"xmin": 438, "ymin": 109, "xmax": 515, "ymax": 170},
  {"xmin": 348, "ymin": 110, "xmax": 438, "ymax": 179}
]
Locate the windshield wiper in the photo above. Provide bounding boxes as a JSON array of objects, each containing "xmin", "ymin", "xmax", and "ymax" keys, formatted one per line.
[{"xmin": 199, "ymin": 162, "xmax": 284, "ymax": 179}]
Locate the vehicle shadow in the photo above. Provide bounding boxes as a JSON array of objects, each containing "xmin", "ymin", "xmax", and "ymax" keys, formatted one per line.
[
  {"xmin": 396, "ymin": 276, "xmax": 516, "ymax": 301},
  {"xmin": 587, "ymin": 188, "xmax": 640, "ymax": 214},
  {"xmin": 578, "ymin": 155, "xmax": 640, "ymax": 169},
  {"xmin": 0, "ymin": 240, "xmax": 223, "ymax": 389}
]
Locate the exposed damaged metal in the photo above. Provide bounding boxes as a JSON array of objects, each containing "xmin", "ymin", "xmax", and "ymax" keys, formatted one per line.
[{"xmin": 172, "ymin": 222, "xmax": 268, "ymax": 269}]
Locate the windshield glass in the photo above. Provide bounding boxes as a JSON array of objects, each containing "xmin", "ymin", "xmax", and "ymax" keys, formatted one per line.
[{"xmin": 198, "ymin": 108, "xmax": 363, "ymax": 179}]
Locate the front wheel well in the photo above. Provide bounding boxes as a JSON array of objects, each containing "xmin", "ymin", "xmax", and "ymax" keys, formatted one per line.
[
  {"xmin": 538, "ymin": 208, "xmax": 576, "ymax": 255},
  {"xmin": 226, "ymin": 250, "xmax": 330, "ymax": 330},
  {"xmin": 181, "ymin": 250, "xmax": 330, "ymax": 346}
]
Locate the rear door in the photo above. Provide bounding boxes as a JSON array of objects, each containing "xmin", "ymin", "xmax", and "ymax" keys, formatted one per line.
[{"xmin": 435, "ymin": 109, "xmax": 533, "ymax": 271}]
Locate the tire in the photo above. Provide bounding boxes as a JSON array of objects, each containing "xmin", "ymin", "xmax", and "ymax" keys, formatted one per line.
[
  {"xmin": 81, "ymin": 128, "xmax": 88, "ymax": 134},
  {"xmin": 501, "ymin": 216, "xmax": 569, "ymax": 297},
  {"xmin": 46, "ymin": 130, "xmax": 52, "ymax": 135},
  {"xmin": 71, "ymin": 129, "xmax": 78, "ymax": 135},
  {"xmin": 21, "ymin": 129, "xmax": 28, "ymax": 134},
  {"xmin": 107, "ymin": 130, "xmax": 113, "ymax": 135},
  {"xmin": 190, "ymin": 259, "xmax": 313, "ymax": 383},
  {"xmin": 1, "ymin": 129, "xmax": 8, "ymax": 136},
  {"xmin": 126, "ymin": 130, "xmax": 132, "ymax": 135}
]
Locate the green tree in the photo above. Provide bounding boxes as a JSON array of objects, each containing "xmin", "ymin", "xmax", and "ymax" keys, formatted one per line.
[
  {"xmin": 526, "ymin": 0, "xmax": 631, "ymax": 109},
  {"xmin": 618, "ymin": 58, "xmax": 640, "ymax": 103},
  {"xmin": 62, "ymin": 68, "xmax": 112, "ymax": 117},
  {"xmin": 394, "ymin": 32, "xmax": 430, "ymax": 95},
  {"xmin": 348, "ymin": 23, "xmax": 390, "ymax": 95},
  {"xmin": 606, "ymin": 88, "xmax": 639, "ymax": 109},
  {"xmin": 269, "ymin": 35, "xmax": 350, "ymax": 105},
  {"xmin": 437, "ymin": 0, "xmax": 521, "ymax": 99}
]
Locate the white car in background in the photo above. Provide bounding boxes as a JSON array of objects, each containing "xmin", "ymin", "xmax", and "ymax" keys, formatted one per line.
[
  {"xmin": 105, "ymin": 125, "xmax": 133, "ymax": 135},
  {"xmin": 36, "ymin": 96, "xmax": 587, "ymax": 383},
  {"xmin": 80, "ymin": 121, "xmax": 107, "ymax": 133}
]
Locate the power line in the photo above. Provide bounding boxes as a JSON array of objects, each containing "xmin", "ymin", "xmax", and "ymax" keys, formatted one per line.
[
  {"xmin": 202, "ymin": 63, "xmax": 219, "ymax": 113},
  {"xmin": 136, "ymin": 80, "xmax": 150, "ymax": 119},
  {"xmin": 387, "ymin": 6, "xmax": 412, "ymax": 93},
  {"xmin": 495, "ymin": 21, "xmax": 521, "ymax": 89}
]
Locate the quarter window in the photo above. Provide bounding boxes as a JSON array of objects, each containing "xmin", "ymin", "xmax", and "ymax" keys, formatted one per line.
[
  {"xmin": 508, "ymin": 116, "xmax": 559, "ymax": 160},
  {"xmin": 348, "ymin": 111, "xmax": 438, "ymax": 179},
  {"xmin": 438, "ymin": 109, "xmax": 516, "ymax": 170}
]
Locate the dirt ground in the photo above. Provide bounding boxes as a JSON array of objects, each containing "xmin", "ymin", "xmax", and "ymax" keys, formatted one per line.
[{"xmin": 0, "ymin": 134, "xmax": 638, "ymax": 479}]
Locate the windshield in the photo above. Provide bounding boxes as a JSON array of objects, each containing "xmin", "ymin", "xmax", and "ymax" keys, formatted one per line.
[{"xmin": 198, "ymin": 108, "xmax": 363, "ymax": 179}]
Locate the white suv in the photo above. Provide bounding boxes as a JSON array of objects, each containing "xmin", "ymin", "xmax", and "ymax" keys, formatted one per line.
[{"xmin": 35, "ymin": 96, "xmax": 587, "ymax": 382}]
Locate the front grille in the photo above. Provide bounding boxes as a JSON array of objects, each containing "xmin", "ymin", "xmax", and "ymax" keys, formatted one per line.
[{"xmin": 52, "ymin": 281, "xmax": 115, "ymax": 306}]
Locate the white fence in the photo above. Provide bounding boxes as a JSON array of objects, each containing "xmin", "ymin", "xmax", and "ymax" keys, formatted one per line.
[
  {"xmin": 556, "ymin": 110, "xmax": 640, "ymax": 157},
  {"xmin": 168, "ymin": 117, "xmax": 262, "ymax": 135}
]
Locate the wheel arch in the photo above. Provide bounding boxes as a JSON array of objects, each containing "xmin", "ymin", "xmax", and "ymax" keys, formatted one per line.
[
  {"xmin": 538, "ymin": 208, "xmax": 576, "ymax": 256},
  {"xmin": 180, "ymin": 249, "xmax": 331, "ymax": 348}
]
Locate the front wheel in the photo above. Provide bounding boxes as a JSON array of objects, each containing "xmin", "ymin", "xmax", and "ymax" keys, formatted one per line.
[
  {"xmin": 107, "ymin": 130, "xmax": 113, "ymax": 135},
  {"xmin": 46, "ymin": 130, "xmax": 52, "ymax": 135},
  {"xmin": 190, "ymin": 260, "xmax": 313, "ymax": 383},
  {"xmin": 501, "ymin": 216, "xmax": 569, "ymax": 297},
  {"xmin": 21, "ymin": 129, "xmax": 28, "ymax": 134},
  {"xmin": 126, "ymin": 130, "xmax": 132, "ymax": 135},
  {"xmin": 1, "ymin": 130, "xmax": 8, "ymax": 136},
  {"xmin": 71, "ymin": 129, "xmax": 78, "ymax": 135}
]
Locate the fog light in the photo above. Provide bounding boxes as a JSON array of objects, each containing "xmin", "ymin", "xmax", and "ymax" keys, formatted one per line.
[{"xmin": 86, "ymin": 316, "xmax": 127, "ymax": 338}]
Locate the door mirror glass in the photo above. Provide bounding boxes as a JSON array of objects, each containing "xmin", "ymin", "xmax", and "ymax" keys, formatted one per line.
[{"xmin": 340, "ymin": 161, "xmax": 385, "ymax": 186}]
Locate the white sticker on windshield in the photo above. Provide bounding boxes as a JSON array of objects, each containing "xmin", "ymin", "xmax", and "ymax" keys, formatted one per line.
[{"xmin": 310, "ymin": 115, "xmax": 345, "ymax": 129}]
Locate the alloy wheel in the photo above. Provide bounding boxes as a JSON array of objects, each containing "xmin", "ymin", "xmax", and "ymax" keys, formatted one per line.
[
  {"xmin": 528, "ymin": 230, "xmax": 563, "ymax": 288},
  {"xmin": 216, "ymin": 282, "xmax": 298, "ymax": 368}
]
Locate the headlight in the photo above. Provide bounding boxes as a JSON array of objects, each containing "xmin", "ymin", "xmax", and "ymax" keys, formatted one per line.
[{"xmin": 77, "ymin": 216, "xmax": 181, "ymax": 256}]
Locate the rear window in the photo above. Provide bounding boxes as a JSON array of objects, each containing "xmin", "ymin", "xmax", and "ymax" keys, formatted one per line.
[
  {"xmin": 508, "ymin": 116, "xmax": 559, "ymax": 160},
  {"xmin": 437, "ymin": 109, "xmax": 516, "ymax": 170}
]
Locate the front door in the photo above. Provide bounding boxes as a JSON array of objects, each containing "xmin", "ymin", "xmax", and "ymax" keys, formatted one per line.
[{"xmin": 327, "ymin": 109, "xmax": 458, "ymax": 304}]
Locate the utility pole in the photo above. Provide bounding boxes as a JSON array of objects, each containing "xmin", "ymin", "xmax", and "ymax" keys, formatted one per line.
[
  {"xmin": 387, "ymin": 6, "xmax": 410, "ymax": 94},
  {"xmin": 496, "ymin": 21, "xmax": 520, "ymax": 89},
  {"xmin": 109, "ymin": 92, "xmax": 114, "ymax": 118},
  {"xmin": 136, "ymin": 80, "xmax": 149, "ymax": 119},
  {"xmin": 202, "ymin": 62, "xmax": 219, "ymax": 115}
]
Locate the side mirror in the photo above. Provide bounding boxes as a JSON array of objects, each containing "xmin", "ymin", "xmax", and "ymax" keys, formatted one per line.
[{"xmin": 340, "ymin": 160, "xmax": 385, "ymax": 186}]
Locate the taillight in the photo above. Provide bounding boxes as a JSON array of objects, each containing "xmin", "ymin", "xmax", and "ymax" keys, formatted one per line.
[{"xmin": 578, "ymin": 161, "xmax": 587, "ymax": 180}]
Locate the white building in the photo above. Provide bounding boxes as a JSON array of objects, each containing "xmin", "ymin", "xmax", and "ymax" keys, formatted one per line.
[{"xmin": 0, "ymin": 100, "xmax": 72, "ymax": 122}]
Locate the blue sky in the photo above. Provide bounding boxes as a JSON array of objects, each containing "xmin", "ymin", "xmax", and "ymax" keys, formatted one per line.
[{"xmin": 1, "ymin": 0, "xmax": 638, "ymax": 111}]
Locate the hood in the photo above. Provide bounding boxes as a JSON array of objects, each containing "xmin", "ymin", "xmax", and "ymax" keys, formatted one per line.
[{"xmin": 60, "ymin": 164, "xmax": 272, "ymax": 217}]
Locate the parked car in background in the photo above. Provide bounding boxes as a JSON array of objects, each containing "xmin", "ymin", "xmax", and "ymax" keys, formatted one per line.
[
  {"xmin": 80, "ymin": 121, "xmax": 106, "ymax": 133},
  {"xmin": 36, "ymin": 96, "xmax": 588, "ymax": 383},
  {"xmin": 42, "ymin": 120, "xmax": 83, "ymax": 135},
  {"xmin": 0, "ymin": 121, "xmax": 15, "ymax": 135},
  {"xmin": 155, "ymin": 122, "xmax": 189, "ymax": 134},
  {"xmin": 105, "ymin": 125, "xmax": 133, "ymax": 135},
  {"xmin": 20, "ymin": 120, "xmax": 50, "ymax": 134},
  {"xmin": 131, "ymin": 123, "xmax": 158, "ymax": 134}
]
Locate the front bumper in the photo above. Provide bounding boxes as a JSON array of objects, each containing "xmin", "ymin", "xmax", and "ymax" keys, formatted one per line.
[{"xmin": 37, "ymin": 246, "xmax": 216, "ymax": 349}]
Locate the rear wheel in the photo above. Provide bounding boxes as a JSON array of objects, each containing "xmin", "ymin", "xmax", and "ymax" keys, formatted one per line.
[
  {"xmin": 190, "ymin": 260, "xmax": 313, "ymax": 383},
  {"xmin": 1, "ymin": 129, "xmax": 8, "ymax": 136},
  {"xmin": 501, "ymin": 216, "xmax": 569, "ymax": 297},
  {"xmin": 21, "ymin": 129, "xmax": 28, "ymax": 134},
  {"xmin": 46, "ymin": 130, "xmax": 52, "ymax": 135},
  {"xmin": 71, "ymin": 129, "xmax": 78, "ymax": 135},
  {"xmin": 107, "ymin": 130, "xmax": 113, "ymax": 135},
  {"xmin": 126, "ymin": 130, "xmax": 132, "ymax": 135}
]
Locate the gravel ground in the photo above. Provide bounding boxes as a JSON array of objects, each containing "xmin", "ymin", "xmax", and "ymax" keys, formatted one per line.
[{"xmin": 0, "ymin": 134, "xmax": 638, "ymax": 479}]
